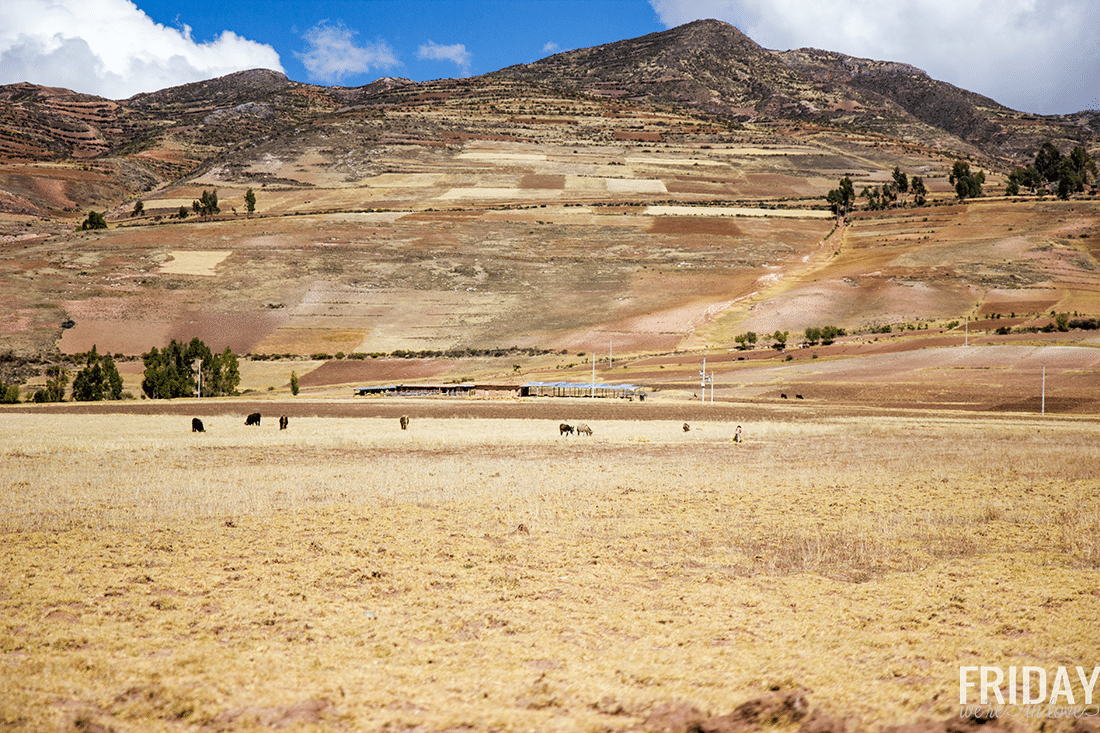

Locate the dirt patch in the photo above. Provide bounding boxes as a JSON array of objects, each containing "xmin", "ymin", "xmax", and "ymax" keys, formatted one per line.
[
  {"xmin": 519, "ymin": 174, "xmax": 565, "ymax": 190},
  {"xmin": 300, "ymin": 358, "xmax": 452, "ymax": 386},
  {"xmin": 159, "ymin": 250, "xmax": 231, "ymax": 276},
  {"xmin": 648, "ymin": 216, "xmax": 743, "ymax": 236}
]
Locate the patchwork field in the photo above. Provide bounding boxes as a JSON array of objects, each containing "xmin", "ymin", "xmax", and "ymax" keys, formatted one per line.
[{"xmin": 1, "ymin": 404, "xmax": 1098, "ymax": 732}]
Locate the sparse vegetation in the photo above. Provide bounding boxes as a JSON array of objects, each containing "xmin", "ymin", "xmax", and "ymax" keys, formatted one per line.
[{"xmin": 0, "ymin": 410, "xmax": 1097, "ymax": 731}]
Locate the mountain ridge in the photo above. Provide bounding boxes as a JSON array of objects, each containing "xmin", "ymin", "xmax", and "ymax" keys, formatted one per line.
[{"xmin": 0, "ymin": 18, "xmax": 1096, "ymax": 221}]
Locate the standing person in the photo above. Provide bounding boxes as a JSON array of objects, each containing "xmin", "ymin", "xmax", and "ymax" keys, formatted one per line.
[{"xmin": 734, "ymin": 425, "xmax": 743, "ymax": 443}]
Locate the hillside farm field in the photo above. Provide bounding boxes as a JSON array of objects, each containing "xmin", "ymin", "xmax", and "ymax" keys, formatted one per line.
[{"xmin": 2, "ymin": 403, "xmax": 1099, "ymax": 732}]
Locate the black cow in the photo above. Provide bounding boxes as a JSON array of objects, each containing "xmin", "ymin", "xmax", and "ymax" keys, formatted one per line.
[
  {"xmin": 781, "ymin": 393, "xmax": 788, "ymax": 399},
  {"xmin": 559, "ymin": 423, "xmax": 574, "ymax": 436},
  {"xmin": 191, "ymin": 417, "xmax": 205, "ymax": 433},
  {"xmin": 683, "ymin": 423, "xmax": 691, "ymax": 432},
  {"xmin": 279, "ymin": 415, "xmax": 289, "ymax": 430},
  {"xmin": 245, "ymin": 412, "xmax": 261, "ymax": 426},
  {"xmin": 796, "ymin": 394, "xmax": 804, "ymax": 400}
]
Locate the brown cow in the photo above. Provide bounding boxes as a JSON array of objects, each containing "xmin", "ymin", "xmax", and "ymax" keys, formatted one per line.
[
  {"xmin": 559, "ymin": 423, "xmax": 574, "ymax": 435},
  {"xmin": 399, "ymin": 415, "xmax": 410, "ymax": 430},
  {"xmin": 279, "ymin": 415, "xmax": 289, "ymax": 430}
]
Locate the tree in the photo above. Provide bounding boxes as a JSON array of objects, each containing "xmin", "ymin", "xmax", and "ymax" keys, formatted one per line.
[
  {"xmin": 1035, "ymin": 142, "xmax": 1062, "ymax": 184},
  {"xmin": 0, "ymin": 378, "xmax": 20, "ymax": 403},
  {"xmin": 826, "ymin": 176, "xmax": 856, "ymax": 219},
  {"xmin": 33, "ymin": 366, "xmax": 68, "ymax": 402},
  {"xmin": 892, "ymin": 167, "xmax": 909, "ymax": 199},
  {"xmin": 860, "ymin": 185, "xmax": 882, "ymax": 211},
  {"xmin": 81, "ymin": 211, "xmax": 107, "ymax": 230},
  {"xmin": 177, "ymin": 206, "xmax": 190, "ymax": 219},
  {"xmin": 881, "ymin": 180, "xmax": 898, "ymax": 208},
  {"xmin": 290, "ymin": 370, "xmax": 299, "ymax": 396},
  {"xmin": 131, "ymin": 200, "xmax": 144, "ymax": 217},
  {"xmin": 1006, "ymin": 165, "xmax": 1041, "ymax": 196},
  {"xmin": 772, "ymin": 330, "xmax": 789, "ymax": 350},
  {"xmin": 192, "ymin": 189, "xmax": 220, "ymax": 219},
  {"xmin": 244, "ymin": 188, "xmax": 256, "ymax": 217},
  {"xmin": 1057, "ymin": 156, "xmax": 1084, "ymax": 199},
  {"xmin": 820, "ymin": 325, "xmax": 845, "ymax": 345},
  {"xmin": 911, "ymin": 176, "xmax": 927, "ymax": 206},
  {"xmin": 949, "ymin": 160, "xmax": 984, "ymax": 200},
  {"xmin": 734, "ymin": 331, "xmax": 758, "ymax": 350},
  {"xmin": 1069, "ymin": 146, "xmax": 1097, "ymax": 186},
  {"xmin": 206, "ymin": 347, "xmax": 240, "ymax": 397},
  {"xmin": 72, "ymin": 345, "xmax": 124, "ymax": 401},
  {"xmin": 142, "ymin": 338, "xmax": 235, "ymax": 399},
  {"xmin": 804, "ymin": 326, "xmax": 822, "ymax": 345}
]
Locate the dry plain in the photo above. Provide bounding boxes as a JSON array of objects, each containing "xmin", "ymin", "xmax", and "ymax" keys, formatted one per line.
[{"xmin": 2, "ymin": 402, "xmax": 1099, "ymax": 732}]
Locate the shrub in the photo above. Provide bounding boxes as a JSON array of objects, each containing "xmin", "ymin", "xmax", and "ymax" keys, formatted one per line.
[{"xmin": 80, "ymin": 211, "xmax": 107, "ymax": 230}]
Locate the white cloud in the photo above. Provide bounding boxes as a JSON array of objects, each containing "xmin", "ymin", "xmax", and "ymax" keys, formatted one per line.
[
  {"xmin": 416, "ymin": 40, "xmax": 472, "ymax": 76},
  {"xmin": 542, "ymin": 41, "xmax": 562, "ymax": 55},
  {"xmin": 296, "ymin": 20, "xmax": 399, "ymax": 84},
  {"xmin": 648, "ymin": 0, "xmax": 1100, "ymax": 115},
  {"xmin": 0, "ymin": 0, "xmax": 283, "ymax": 99}
]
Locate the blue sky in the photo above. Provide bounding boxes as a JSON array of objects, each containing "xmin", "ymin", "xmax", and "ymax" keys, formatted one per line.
[
  {"xmin": 1, "ymin": 0, "xmax": 1098, "ymax": 115},
  {"xmin": 138, "ymin": 0, "xmax": 665, "ymax": 84}
]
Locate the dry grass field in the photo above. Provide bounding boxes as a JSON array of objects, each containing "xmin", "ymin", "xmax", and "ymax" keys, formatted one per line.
[{"xmin": 2, "ymin": 404, "xmax": 1099, "ymax": 732}]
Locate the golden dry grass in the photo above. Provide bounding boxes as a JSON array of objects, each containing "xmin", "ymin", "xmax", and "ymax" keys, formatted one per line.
[{"xmin": 1, "ymin": 410, "xmax": 1099, "ymax": 732}]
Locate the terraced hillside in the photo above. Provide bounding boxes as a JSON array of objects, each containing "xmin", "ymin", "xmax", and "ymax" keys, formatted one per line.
[{"xmin": 0, "ymin": 20, "xmax": 1097, "ymax": 411}]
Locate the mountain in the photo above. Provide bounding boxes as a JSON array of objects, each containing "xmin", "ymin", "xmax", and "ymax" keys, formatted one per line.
[
  {"xmin": 0, "ymin": 19, "xmax": 1096, "ymax": 200},
  {"xmin": 491, "ymin": 19, "xmax": 1099, "ymax": 159}
]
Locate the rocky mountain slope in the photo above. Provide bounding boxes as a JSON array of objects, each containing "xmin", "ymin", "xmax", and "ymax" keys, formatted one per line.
[
  {"xmin": 491, "ymin": 19, "xmax": 1098, "ymax": 159},
  {"xmin": 0, "ymin": 19, "xmax": 1096, "ymax": 213}
]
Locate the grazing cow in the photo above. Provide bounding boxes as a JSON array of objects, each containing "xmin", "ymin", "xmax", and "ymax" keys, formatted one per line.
[
  {"xmin": 796, "ymin": 394, "xmax": 804, "ymax": 400},
  {"xmin": 279, "ymin": 415, "xmax": 289, "ymax": 430},
  {"xmin": 576, "ymin": 423, "xmax": 593, "ymax": 436},
  {"xmin": 559, "ymin": 423, "xmax": 574, "ymax": 436},
  {"xmin": 245, "ymin": 412, "xmax": 261, "ymax": 426},
  {"xmin": 191, "ymin": 417, "xmax": 205, "ymax": 433},
  {"xmin": 781, "ymin": 393, "xmax": 788, "ymax": 399},
  {"xmin": 399, "ymin": 415, "xmax": 410, "ymax": 430},
  {"xmin": 683, "ymin": 422, "xmax": 691, "ymax": 432}
]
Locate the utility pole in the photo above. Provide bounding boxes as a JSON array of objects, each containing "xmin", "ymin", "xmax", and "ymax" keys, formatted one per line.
[
  {"xmin": 591, "ymin": 351, "xmax": 595, "ymax": 399},
  {"xmin": 1041, "ymin": 361, "xmax": 1046, "ymax": 415},
  {"xmin": 700, "ymin": 357, "xmax": 707, "ymax": 404},
  {"xmin": 193, "ymin": 358, "xmax": 202, "ymax": 399}
]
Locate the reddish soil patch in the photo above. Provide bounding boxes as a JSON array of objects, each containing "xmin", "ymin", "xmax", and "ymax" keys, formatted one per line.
[
  {"xmin": 615, "ymin": 131, "xmax": 663, "ymax": 142},
  {"xmin": 648, "ymin": 216, "xmax": 743, "ymax": 236},
  {"xmin": 59, "ymin": 306, "xmax": 286, "ymax": 356},
  {"xmin": 299, "ymin": 358, "xmax": 452, "ymax": 387}
]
